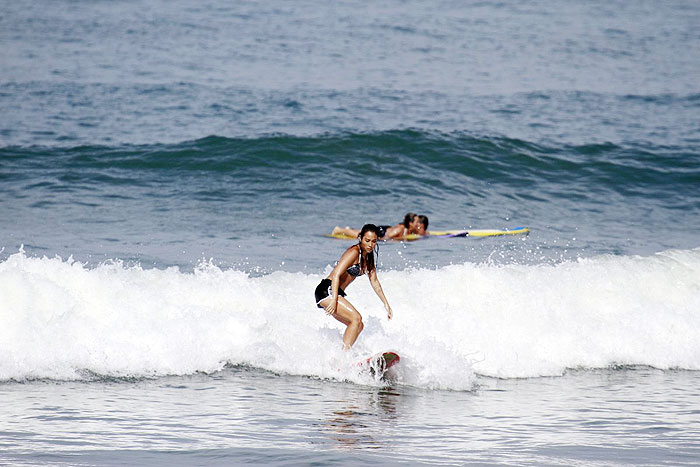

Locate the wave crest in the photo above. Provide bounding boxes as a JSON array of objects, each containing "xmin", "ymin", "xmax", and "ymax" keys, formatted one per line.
[{"xmin": 2, "ymin": 248, "xmax": 699, "ymax": 387}]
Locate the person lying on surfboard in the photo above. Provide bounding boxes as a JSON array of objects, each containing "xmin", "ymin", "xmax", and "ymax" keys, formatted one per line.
[
  {"xmin": 331, "ymin": 212, "xmax": 424, "ymax": 240},
  {"xmin": 314, "ymin": 224, "xmax": 393, "ymax": 350}
]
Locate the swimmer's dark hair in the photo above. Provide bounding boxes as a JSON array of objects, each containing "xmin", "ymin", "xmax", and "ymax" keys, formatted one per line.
[
  {"xmin": 403, "ymin": 212, "xmax": 418, "ymax": 228},
  {"xmin": 357, "ymin": 224, "xmax": 379, "ymax": 273},
  {"xmin": 418, "ymin": 215, "xmax": 429, "ymax": 229}
]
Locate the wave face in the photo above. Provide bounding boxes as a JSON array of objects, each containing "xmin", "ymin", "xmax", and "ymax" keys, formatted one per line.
[
  {"xmin": 3, "ymin": 131, "xmax": 699, "ymax": 194},
  {"xmin": 2, "ymin": 248, "xmax": 699, "ymax": 388},
  {"xmin": 2, "ymin": 131, "xmax": 699, "ymax": 270}
]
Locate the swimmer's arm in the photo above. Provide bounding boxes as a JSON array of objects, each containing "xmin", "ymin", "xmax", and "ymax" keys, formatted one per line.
[{"xmin": 368, "ymin": 268, "xmax": 393, "ymax": 320}]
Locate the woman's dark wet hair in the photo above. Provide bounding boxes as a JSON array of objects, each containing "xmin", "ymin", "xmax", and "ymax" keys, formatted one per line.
[
  {"xmin": 418, "ymin": 214, "xmax": 429, "ymax": 229},
  {"xmin": 358, "ymin": 223, "xmax": 380, "ymax": 239},
  {"xmin": 403, "ymin": 212, "xmax": 418, "ymax": 228},
  {"xmin": 357, "ymin": 224, "xmax": 379, "ymax": 273}
]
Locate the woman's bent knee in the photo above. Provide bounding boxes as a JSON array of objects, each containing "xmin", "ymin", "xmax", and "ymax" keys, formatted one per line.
[{"xmin": 351, "ymin": 314, "xmax": 364, "ymax": 329}]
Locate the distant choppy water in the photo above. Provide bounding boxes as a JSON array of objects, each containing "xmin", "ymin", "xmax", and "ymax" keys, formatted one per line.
[
  {"xmin": 2, "ymin": 0, "xmax": 699, "ymax": 147},
  {"xmin": 2, "ymin": 0, "xmax": 700, "ymax": 465}
]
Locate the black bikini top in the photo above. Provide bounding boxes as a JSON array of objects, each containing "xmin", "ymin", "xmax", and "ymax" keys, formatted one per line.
[
  {"xmin": 346, "ymin": 247, "xmax": 365, "ymax": 277},
  {"xmin": 346, "ymin": 262, "xmax": 363, "ymax": 277}
]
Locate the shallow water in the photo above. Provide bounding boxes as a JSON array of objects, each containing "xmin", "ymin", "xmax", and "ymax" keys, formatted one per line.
[{"xmin": 2, "ymin": 368, "xmax": 699, "ymax": 466}]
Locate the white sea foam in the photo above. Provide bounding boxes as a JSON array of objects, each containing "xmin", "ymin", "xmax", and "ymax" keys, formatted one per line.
[{"xmin": 1, "ymin": 248, "xmax": 699, "ymax": 389}]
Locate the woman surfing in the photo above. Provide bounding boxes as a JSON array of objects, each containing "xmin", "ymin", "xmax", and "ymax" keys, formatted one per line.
[{"xmin": 314, "ymin": 224, "xmax": 393, "ymax": 349}]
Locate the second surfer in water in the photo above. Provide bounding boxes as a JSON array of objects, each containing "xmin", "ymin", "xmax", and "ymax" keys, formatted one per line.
[
  {"xmin": 315, "ymin": 224, "xmax": 393, "ymax": 349},
  {"xmin": 332, "ymin": 212, "xmax": 421, "ymax": 240}
]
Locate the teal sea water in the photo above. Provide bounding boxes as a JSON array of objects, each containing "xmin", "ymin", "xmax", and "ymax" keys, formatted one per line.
[
  {"xmin": 2, "ymin": 0, "xmax": 700, "ymax": 465},
  {"xmin": 4, "ymin": 131, "xmax": 700, "ymax": 271}
]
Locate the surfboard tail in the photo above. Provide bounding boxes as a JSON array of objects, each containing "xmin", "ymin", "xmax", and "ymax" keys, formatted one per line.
[{"xmin": 356, "ymin": 351, "xmax": 400, "ymax": 377}]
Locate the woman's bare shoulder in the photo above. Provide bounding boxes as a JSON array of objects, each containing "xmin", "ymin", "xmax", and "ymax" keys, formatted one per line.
[{"xmin": 340, "ymin": 244, "xmax": 360, "ymax": 260}]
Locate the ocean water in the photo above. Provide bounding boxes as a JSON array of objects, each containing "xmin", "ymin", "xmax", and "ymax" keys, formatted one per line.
[{"xmin": 2, "ymin": 0, "xmax": 700, "ymax": 465}]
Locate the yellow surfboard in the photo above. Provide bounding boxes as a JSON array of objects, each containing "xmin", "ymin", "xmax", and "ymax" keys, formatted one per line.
[{"xmin": 325, "ymin": 227, "xmax": 529, "ymax": 240}]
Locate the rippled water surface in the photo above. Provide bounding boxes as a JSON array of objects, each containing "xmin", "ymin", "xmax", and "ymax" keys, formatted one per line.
[{"xmin": 2, "ymin": 368, "xmax": 699, "ymax": 466}]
